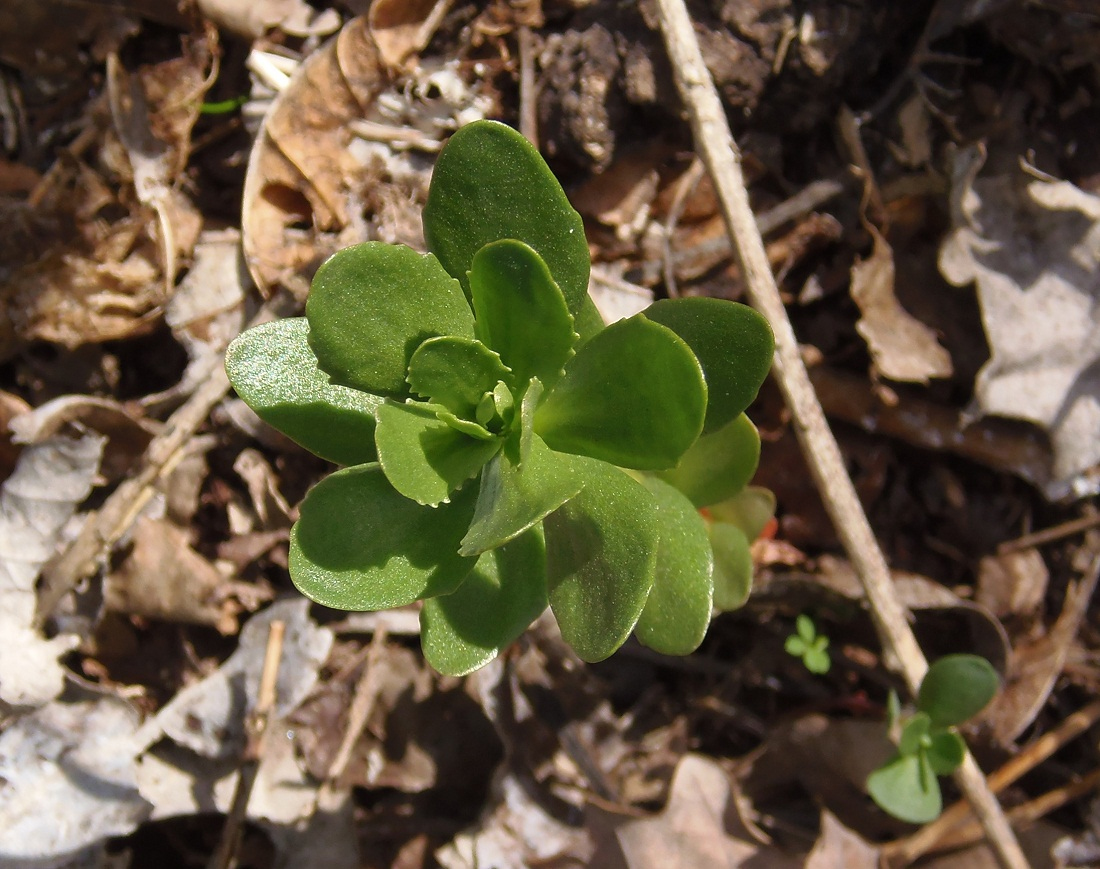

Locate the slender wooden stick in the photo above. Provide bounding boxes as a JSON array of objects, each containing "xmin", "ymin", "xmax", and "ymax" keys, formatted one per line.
[{"xmin": 651, "ymin": 3, "xmax": 1029, "ymax": 868}]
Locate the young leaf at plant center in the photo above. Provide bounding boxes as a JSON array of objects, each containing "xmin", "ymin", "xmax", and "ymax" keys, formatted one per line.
[
  {"xmin": 867, "ymin": 752, "xmax": 943, "ymax": 824},
  {"xmin": 289, "ymin": 463, "xmax": 478, "ymax": 610},
  {"xmin": 459, "ymin": 431, "xmax": 582, "ymax": 556},
  {"xmin": 898, "ymin": 712, "xmax": 933, "ymax": 757},
  {"xmin": 375, "ymin": 401, "xmax": 501, "ymax": 506},
  {"xmin": 785, "ymin": 614, "xmax": 831, "ymax": 674},
  {"xmin": 926, "ymin": 730, "xmax": 966, "ymax": 775},
  {"xmin": 634, "ymin": 477, "xmax": 714, "ymax": 656},
  {"xmin": 407, "ymin": 336, "xmax": 512, "ymax": 418},
  {"xmin": 423, "ymin": 120, "xmax": 591, "ymax": 315},
  {"xmin": 535, "ymin": 315, "xmax": 706, "ymax": 470},
  {"xmin": 225, "ymin": 317, "xmax": 381, "ymax": 466},
  {"xmin": 918, "ymin": 654, "xmax": 999, "ymax": 728},
  {"xmin": 306, "ymin": 242, "xmax": 474, "ymax": 396},
  {"xmin": 421, "ymin": 527, "xmax": 548, "ymax": 676},
  {"xmin": 709, "ymin": 521, "xmax": 753, "ymax": 611},
  {"xmin": 470, "ymin": 239, "xmax": 577, "ymax": 390},
  {"xmin": 646, "ymin": 297, "xmax": 774, "ymax": 433},
  {"xmin": 656, "ymin": 413, "xmax": 760, "ymax": 507},
  {"xmin": 545, "ymin": 458, "xmax": 660, "ymax": 662}
]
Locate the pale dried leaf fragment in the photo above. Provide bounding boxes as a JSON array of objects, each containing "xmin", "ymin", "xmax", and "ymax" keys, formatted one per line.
[
  {"xmin": 805, "ymin": 811, "xmax": 879, "ymax": 869},
  {"xmin": 0, "ymin": 696, "xmax": 149, "ymax": 864},
  {"xmin": 976, "ymin": 548, "xmax": 1049, "ymax": 619},
  {"xmin": 939, "ymin": 145, "xmax": 1100, "ymax": 498},
  {"xmin": 0, "ymin": 433, "xmax": 104, "ymax": 707},
  {"xmin": 136, "ymin": 599, "xmax": 333, "ymax": 759},
  {"xmin": 851, "ymin": 226, "xmax": 952, "ymax": 383},
  {"xmin": 369, "ymin": 0, "xmax": 453, "ymax": 69}
]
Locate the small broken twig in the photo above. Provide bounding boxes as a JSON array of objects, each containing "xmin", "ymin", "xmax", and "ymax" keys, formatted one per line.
[{"xmin": 207, "ymin": 620, "xmax": 286, "ymax": 869}]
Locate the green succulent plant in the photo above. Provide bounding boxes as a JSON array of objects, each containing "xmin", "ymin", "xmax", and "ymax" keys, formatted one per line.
[
  {"xmin": 226, "ymin": 119, "xmax": 774, "ymax": 675},
  {"xmin": 867, "ymin": 654, "xmax": 1000, "ymax": 823},
  {"xmin": 785, "ymin": 614, "xmax": 831, "ymax": 674}
]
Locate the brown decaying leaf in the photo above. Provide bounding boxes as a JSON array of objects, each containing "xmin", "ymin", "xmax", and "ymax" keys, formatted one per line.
[
  {"xmin": 369, "ymin": 0, "xmax": 452, "ymax": 70},
  {"xmin": 976, "ymin": 548, "xmax": 1049, "ymax": 620},
  {"xmin": 597, "ymin": 753, "xmax": 801, "ymax": 869},
  {"xmin": 105, "ymin": 516, "xmax": 248, "ymax": 634},
  {"xmin": 850, "ymin": 225, "xmax": 953, "ymax": 384},
  {"xmin": 805, "ymin": 811, "xmax": 879, "ymax": 869},
  {"xmin": 242, "ymin": 18, "xmax": 388, "ymax": 298}
]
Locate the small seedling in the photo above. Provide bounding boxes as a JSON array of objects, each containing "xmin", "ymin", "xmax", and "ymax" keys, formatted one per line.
[
  {"xmin": 867, "ymin": 654, "xmax": 999, "ymax": 823},
  {"xmin": 785, "ymin": 614, "xmax": 831, "ymax": 674},
  {"xmin": 226, "ymin": 120, "xmax": 774, "ymax": 675}
]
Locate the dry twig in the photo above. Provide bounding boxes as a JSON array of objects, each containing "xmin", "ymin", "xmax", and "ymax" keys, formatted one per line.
[
  {"xmin": 651, "ymin": 2, "xmax": 1029, "ymax": 867},
  {"xmin": 207, "ymin": 620, "xmax": 287, "ymax": 869}
]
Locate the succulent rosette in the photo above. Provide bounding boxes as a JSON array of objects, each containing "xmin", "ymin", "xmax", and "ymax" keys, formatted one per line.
[{"xmin": 226, "ymin": 120, "xmax": 773, "ymax": 675}]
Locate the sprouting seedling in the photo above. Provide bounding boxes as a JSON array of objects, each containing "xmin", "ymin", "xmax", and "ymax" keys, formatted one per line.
[
  {"xmin": 225, "ymin": 119, "xmax": 774, "ymax": 675},
  {"xmin": 867, "ymin": 654, "xmax": 999, "ymax": 823},
  {"xmin": 784, "ymin": 613, "xmax": 831, "ymax": 674}
]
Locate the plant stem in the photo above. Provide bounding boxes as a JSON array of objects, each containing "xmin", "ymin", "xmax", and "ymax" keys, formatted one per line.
[{"xmin": 651, "ymin": 2, "xmax": 1029, "ymax": 867}]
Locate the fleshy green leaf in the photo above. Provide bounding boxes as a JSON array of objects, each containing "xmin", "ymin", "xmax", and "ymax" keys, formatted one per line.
[
  {"xmin": 657, "ymin": 413, "xmax": 760, "ymax": 507},
  {"xmin": 225, "ymin": 318, "xmax": 380, "ymax": 466},
  {"xmin": 544, "ymin": 458, "xmax": 659, "ymax": 662},
  {"xmin": 899, "ymin": 712, "xmax": 933, "ymax": 757},
  {"xmin": 407, "ymin": 336, "xmax": 511, "ymax": 417},
  {"xmin": 796, "ymin": 613, "xmax": 817, "ymax": 642},
  {"xmin": 707, "ymin": 486, "xmax": 776, "ymax": 543},
  {"xmin": 709, "ymin": 521, "xmax": 753, "ymax": 611},
  {"xmin": 470, "ymin": 239, "xmax": 577, "ymax": 390},
  {"xmin": 421, "ymin": 527, "xmax": 548, "ymax": 676},
  {"xmin": 535, "ymin": 315, "xmax": 706, "ymax": 470},
  {"xmin": 289, "ymin": 463, "xmax": 478, "ymax": 610},
  {"xmin": 645, "ymin": 297, "xmax": 773, "ymax": 433},
  {"xmin": 803, "ymin": 645, "xmax": 831, "ymax": 674},
  {"xmin": 785, "ymin": 635, "xmax": 808, "ymax": 656},
  {"xmin": 918, "ymin": 654, "xmax": 999, "ymax": 728},
  {"xmin": 634, "ymin": 477, "xmax": 714, "ymax": 656},
  {"xmin": 459, "ymin": 432, "xmax": 582, "ymax": 557},
  {"xmin": 573, "ymin": 294, "xmax": 606, "ymax": 349},
  {"xmin": 926, "ymin": 730, "xmax": 967, "ymax": 775},
  {"xmin": 424, "ymin": 120, "xmax": 591, "ymax": 315},
  {"xmin": 306, "ymin": 242, "xmax": 474, "ymax": 396},
  {"xmin": 375, "ymin": 401, "xmax": 501, "ymax": 506},
  {"xmin": 867, "ymin": 752, "xmax": 943, "ymax": 824}
]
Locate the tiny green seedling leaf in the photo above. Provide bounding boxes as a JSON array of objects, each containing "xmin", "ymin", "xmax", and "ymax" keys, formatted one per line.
[
  {"xmin": 918, "ymin": 654, "xmax": 1000, "ymax": 728},
  {"xmin": 784, "ymin": 614, "xmax": 831, "ymax": 674},
  {"xmin": 867, "ymin": 751, "xmax": 943, "ymax": 824},
  {"xmin": 406, "ymin": 336, "xmax": 511, "ymax": 417},
  {"xmin": 535, "ymin": 315, "xmax": 707, "ymax": 470}
]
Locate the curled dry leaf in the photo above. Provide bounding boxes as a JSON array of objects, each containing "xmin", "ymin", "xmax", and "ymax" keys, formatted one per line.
[
  {"xmin": 0, "ymin": 433, "xmax": 104, "ymax": 707},
  {"xmin": 851, "ymin": 225, "xmax": 953, "ymax": 384},
  {"xmin": 975, "ymin": 547, "xmax": 1049, "ymax": 620},
  {"xmin": 939, "ymin": 145, "xmax": 1100, "ymax": 499},
  {"xmin": 369, "ymin": 0, "xmax": 452, "ymax": 70},
  {"xmin": 806, "ymin": 811, "xmax": 880, "ymax": 869},
  {"xmin": 242, "ymin": 16, "xmax": 498, "ymax": 298}
]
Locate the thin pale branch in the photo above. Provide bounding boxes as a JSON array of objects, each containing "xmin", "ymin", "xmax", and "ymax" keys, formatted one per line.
[{"xmin": 651, "ymin": 2, "xmax": 1029, "ymax": 868}]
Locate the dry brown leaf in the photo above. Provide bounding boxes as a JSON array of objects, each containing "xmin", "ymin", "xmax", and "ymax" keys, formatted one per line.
[
  {"xmin": 242, "ymin": 18, "xmax": 389, "ymax": 298},
  {"xmin": 105, "ymin": 517, "xmax": 245, "ymax": 634},
  {"xmin": 233, "ymin": 447, "xmax": 295, "ymax": 529},
  {"xmin": 607, "ymin": 754, "xmax": 800, "ymax": 869},
  {"xmin": 851, "ymin": 225, "xmax": 953, "ymax": 383},
  {"xmin": 976, "ymin": 548, "xmax": 1049, "ymax": 620},
  {"xmin": 805, "ymin": 811, "xmax": 879, "ymax": 869},
  {"xmin": 195, "ymin": 0, "xmax": 339, "ymax": 40},
  {"xmin": 369, "ymin": 0, "xmax": 452, "ymax": 69}
]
